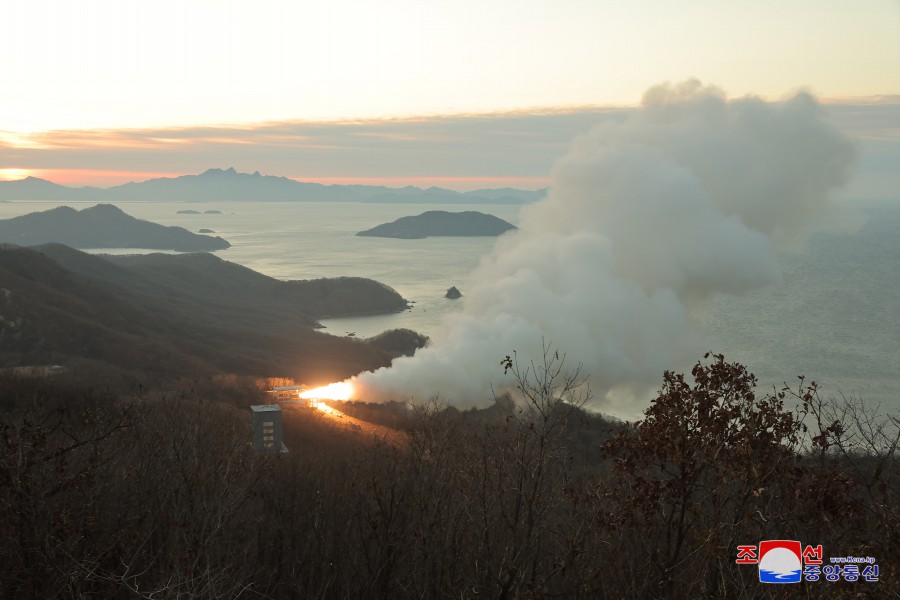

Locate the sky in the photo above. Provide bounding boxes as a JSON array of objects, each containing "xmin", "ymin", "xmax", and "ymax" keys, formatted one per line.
[{"xmin": 1, "ymin": 0, "xmax": 899, "ymax": 191}]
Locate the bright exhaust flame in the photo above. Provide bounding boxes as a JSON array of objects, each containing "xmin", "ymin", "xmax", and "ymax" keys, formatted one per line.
[{"xmin": 299, "ymin": 382, "xmax": 353, "ymax": 401}]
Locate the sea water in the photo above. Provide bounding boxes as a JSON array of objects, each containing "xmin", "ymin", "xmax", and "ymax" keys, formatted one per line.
[{"xmin": 1, "ymin": 200, "xmax": 897, "ymax": 412}]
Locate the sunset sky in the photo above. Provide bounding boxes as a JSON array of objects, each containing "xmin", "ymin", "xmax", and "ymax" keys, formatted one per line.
[{"xmin": 2, "ymin": 0, "xmax": 899, "ymax": 191}]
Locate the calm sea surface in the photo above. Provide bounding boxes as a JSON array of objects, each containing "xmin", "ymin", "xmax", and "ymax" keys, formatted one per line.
[{"xmin": 2, "ymin": 200, "xmax": 897, "ymax": 412}]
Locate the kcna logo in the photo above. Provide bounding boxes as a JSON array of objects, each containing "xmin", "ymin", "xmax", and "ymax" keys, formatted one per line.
[
  {"xmin": 754, "ymin": 540, "xmax": 803, "ymax": 583},
  {"xmin": 736, "ymin": 540, "xmax": 879, "ymax": 584}
]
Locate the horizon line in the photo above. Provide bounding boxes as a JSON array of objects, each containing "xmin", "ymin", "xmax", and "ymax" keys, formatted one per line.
[{"xmin": 0, "ymin": 167, "xmax": 551, "ymax": 193}]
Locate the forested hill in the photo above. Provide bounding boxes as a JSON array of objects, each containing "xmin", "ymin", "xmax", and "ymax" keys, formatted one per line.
[{"xmin": 0, "ymin": 244, "xmax": 408, "ymax": 380}]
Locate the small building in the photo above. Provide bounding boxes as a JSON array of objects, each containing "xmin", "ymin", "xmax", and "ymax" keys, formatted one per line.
[{"xmin": 250, "ymin": 404, "xmax": 288, "ymax": 452}]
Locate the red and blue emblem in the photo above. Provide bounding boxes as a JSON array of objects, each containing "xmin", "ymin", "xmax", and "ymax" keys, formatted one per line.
[{"xmin": 758, "ymin": 540, "xmax": 802, "ymax": 583}]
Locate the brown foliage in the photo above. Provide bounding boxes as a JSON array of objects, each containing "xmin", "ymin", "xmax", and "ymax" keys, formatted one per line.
[{"xmin": 0, "ymin": 351, "xmax": 896, "ymax": 599}]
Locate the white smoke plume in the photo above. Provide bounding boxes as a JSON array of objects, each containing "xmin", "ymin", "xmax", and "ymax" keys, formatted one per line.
[{"xmin": 352, "ymin": 80, "xmax": 857, "ymax": 415}]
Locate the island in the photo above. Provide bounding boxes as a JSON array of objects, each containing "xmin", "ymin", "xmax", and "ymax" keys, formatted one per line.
[
  {"xmin": 356, "ymin": 210, "xmax": 516, "ymax": 239},
  {"xmin": 177, "ymin": 209, "xmax": 201, "ymax": 214},
  {"xmin": 0, "ymin": 204, "xmax": 231, "ymax": 252},
  {"xmin": 198, "ymin": 228, "xmax": 216, "ymax": 233},
  {"xmin": 445, "ymin": 286, "xmax": 462, "ymax": 299}
]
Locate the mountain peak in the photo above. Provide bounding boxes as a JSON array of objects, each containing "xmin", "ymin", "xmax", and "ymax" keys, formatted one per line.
[
  {"xmin": 46, "ymin": 205, "xmax": 78, "ymax": 214},
  {"xmin": 199, "ymin": 167, "xmax": 240, "ymax": 177},
  {"xmin": 83, "ymin": 203, "xmax": 125, "ymax": 215},
  {"xmin": 0, "ymin": 176, "xmax": 56, "ymax": 185}
]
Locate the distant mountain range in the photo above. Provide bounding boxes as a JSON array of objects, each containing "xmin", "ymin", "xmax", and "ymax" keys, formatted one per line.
[
  {"xmin": 0, "ymin": 204, "xmax": 230, "ymax": 251},
  {"xmin": 0, "ymin": 168, "xmax": 546, "ymax": 204}
]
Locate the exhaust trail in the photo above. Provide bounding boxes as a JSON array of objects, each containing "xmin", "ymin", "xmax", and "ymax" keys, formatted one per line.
[{"xmin": 352, "ymin": 80, "xmax": 857, "ymax": 415}]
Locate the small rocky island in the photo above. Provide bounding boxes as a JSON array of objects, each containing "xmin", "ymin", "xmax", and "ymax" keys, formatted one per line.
[
  {"xmin": 445, "ymin": 286, "xmax": 462, "ymax": 299},
  {"xmin": 356, "ymin": 210, "xmax": 516, "ymax": 239},
  {"xmin": 0, "ymin": 204, "xmax": 231, "ymax": 252}
]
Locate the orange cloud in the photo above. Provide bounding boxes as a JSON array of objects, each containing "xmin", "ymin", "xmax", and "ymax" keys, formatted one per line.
[{"xmin": 2, "ymin": 98, "xmax": 894, "ymax": 193}]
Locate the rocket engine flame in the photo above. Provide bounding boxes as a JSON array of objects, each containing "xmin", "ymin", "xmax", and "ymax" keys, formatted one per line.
[{"xmin": 300, "ymin": 382, "xmax": 354, "ymax": 401}]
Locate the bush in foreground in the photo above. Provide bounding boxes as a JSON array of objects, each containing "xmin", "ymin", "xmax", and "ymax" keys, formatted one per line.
[{"xmin": 0, "ymin": 352, "xmax": 896, "ymax": 598}]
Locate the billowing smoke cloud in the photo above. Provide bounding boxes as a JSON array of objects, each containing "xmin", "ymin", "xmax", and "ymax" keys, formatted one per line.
[{"xmin": 352, "ymin": 80, "xmax": 857, "ymax": 415}]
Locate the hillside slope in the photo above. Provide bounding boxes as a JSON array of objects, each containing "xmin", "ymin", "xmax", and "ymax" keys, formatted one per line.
[{"xmin": 0, "ymin": 245, "xmax": 404, "ymax": 382}]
